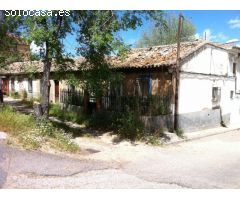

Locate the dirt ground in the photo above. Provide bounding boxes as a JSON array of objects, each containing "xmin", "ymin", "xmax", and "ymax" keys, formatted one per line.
[{"xmin": 2, "ymin": 97, "xmax": 240, "ymax": 188}]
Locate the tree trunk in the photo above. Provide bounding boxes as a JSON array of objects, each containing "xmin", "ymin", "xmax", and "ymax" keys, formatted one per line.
[
  {"xmin": 0, "ymin": 89, "xmax": 3, "ymax": 104},
  {"xmin": 40, "ymin": 58, "xmax": 51, "ymax": 118}
]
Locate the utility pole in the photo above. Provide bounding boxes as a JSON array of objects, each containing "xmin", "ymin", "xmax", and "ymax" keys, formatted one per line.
[{"xmin": 174, "ymin": 13, "xmax": 184, "ymax": 130}]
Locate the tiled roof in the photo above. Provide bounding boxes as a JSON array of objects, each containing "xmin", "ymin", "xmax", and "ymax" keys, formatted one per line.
[
  {"xmin": 0, "ymin": 40, "xmax": 233, "ymax": 75},
  {"xmin": 0, "ymin": 60, "xmax": 80, "ymax": 75},
  {"xmin": 109, "ymin": 40, "xmax": 230, "ymax": 69}
]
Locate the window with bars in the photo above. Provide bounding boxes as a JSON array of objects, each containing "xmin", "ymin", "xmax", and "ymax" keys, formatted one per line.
[
  {"xmin": 230, "ymin": 90, "xmax": 234, "ymax": 99},
  {"xmin": 233, "ymin": 63, "xmax": 236, "ymax": 76},
  {"xmin": 11, "ymin": 78, "xmax": 15, "ymax": 91},
  {"xmin": 28, "ymin": 79, "xmax": 33, "ymax": 93},
  {"xmin": 212, "ymin": 87, "xmax": 221, "ymax": 108},
  {"xmin": 136, "ymin": 75, "xmax": 152, "ymax": 97}
]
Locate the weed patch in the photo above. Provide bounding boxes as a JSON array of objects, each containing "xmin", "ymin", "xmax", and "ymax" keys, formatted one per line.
[
  {"xmin": 0, "ymin": 105, "xmax": 80, "ymax": 152},
  {"xmin": 49, "ymin": 103, "xmax": 85, "ymax": 124}
]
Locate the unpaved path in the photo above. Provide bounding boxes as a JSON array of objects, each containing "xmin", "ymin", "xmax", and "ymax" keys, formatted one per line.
[
  {"xmin": 74, "ymin": 130, "xmax": 240, "ymax": 189},
  {"xmin": 2, "ymin": 97, "xmax": 240, "ymax": 188}
]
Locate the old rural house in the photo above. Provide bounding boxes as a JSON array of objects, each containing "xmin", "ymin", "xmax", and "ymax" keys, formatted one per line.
[{"xmin": 1, "ymin": 39, "xmax": 240, "ymax": 131}]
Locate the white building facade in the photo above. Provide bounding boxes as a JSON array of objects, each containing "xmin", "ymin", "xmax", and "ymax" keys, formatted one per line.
[
  {"xmin": 8, "ymin": 77, "xmax": 61, "ymax": 103},
  {"xmin": 178, "ymin": 44, "xmax": 240, "ymax": 131}
]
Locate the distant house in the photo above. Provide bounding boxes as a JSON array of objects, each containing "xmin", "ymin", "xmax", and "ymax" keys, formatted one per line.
[{"xmin": 1, "ymin": 39, "xmax": 240, "ymax": 131}]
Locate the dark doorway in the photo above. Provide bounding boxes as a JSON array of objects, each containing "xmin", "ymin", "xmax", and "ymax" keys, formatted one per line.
[
  {"xmin": 54, "ymin": 80, "xmax": 59, "ymax": 102},
  {"xmin": 2, "ymin": 78, "xmax": 9, "ymax": 95}
]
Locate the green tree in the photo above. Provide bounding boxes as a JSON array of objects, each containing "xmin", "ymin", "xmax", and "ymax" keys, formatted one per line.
[
  {"xmin": 0, "ymin": 10, "xmax": 23, "ymax": 103},
  {"xmin": 7, "ymin": 10, "xmax": 165, "ymax": 116},
  {"xmin": 73, "ymin": 11, "xmax": 165, "ymax": 107},
  {"xmin": 0, "ymin": 10, "xmax": 23, "ymax": 67},
  {"xmin": 136, "ymin": 14, "xmax": 196, "ymax": 48},
  {"xmin": 7, "ymin": 11, "xmax": 75, "ymax": 117}
]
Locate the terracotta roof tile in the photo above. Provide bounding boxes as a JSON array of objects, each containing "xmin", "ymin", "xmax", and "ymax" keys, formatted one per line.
[{"xmin": 0, "ymin": 40, "xmax": 232, "ymax": 75}]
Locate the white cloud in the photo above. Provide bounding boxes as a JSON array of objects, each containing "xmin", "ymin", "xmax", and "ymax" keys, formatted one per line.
[
  {"xmin": 228, "ymin": 17, "xmax": 240, "ymax": 29},
  {"xmin": 199, "ymin": 28, "xmax": 228, "ymax": 42},
  {"xmin": 194, "ymin": 33, "xmax": 200, "ymax": 39},
  {"xmin": 226, "ymin": 38, "xmax": 239, "ymax": 43}
]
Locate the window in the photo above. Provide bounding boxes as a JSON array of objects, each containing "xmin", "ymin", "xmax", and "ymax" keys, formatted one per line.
[
  {"xmin": 136, "ymin": 75, "xmax": 152, "ymax": 96},
  {"xmin": 28, "ymin": 79, "xmax": 33, "ymax": 93},
  {"xmin": 230, "ymin": 90, "xmax": 234, "ymax": 99},
  {"xmin": 233, "ymin": 63, "xmax": 236, "ymax": 76},
  {"xmin": 212, "ymin": 87, "xmax": 221, "ymax": 108},
  {"xmin": 40, "ymin": 79, "xmax": 43, "ymax": 94},
  {"xmin": 11, "ymin": 78, "xmax": 15, "ymax": 91}
]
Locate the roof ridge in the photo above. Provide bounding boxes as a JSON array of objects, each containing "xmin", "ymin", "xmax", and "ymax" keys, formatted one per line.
[{"xmin": 131, "ymin": 39, "xmax": 206, "ymax": 51}]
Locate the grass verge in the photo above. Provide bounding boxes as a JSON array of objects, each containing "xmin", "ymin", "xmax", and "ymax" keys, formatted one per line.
[
  {"xmin": 0, "ymin": 105, "xmax": 80, "ymax": 153},
  {"xmin": 49, "ymin": 103, "xmax": 85, "ymax": 124}
]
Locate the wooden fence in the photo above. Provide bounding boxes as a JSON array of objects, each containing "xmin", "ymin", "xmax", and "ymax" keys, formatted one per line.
[
  {"xmin": 60, "ymin": 89, "xmax": 84, "ymax": 107},
  {"xmin": 102, "ymin": 94, "xmax": 172, "ymax": 115},
  {"xmin": 60, "ymin": 89, "xmax": 172, "ymax": 116}
]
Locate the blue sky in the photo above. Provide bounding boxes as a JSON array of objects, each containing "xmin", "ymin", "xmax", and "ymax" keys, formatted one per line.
[{"xmin": 63, "ymin": 10, "xmax": 240, "ymax": 57}]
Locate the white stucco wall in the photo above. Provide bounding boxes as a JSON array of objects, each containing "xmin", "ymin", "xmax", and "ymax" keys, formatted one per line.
[
  {"xmin": 10, "ymin": 78, "xmax": 34, "ymax": 98},
  {"xmin": 9, "ymin": 77, "xmax": 57, "ymax": 102},
  {"xmin": 181, "ymin": 46, "xmax": 234, "ymax": 76},
  {"xmin": 179, "ymin": 45, "xmax": 240, "ymax": 124}
]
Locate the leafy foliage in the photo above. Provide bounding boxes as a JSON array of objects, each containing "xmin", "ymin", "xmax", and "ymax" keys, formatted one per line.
[
  {"xmin": 136, "ymin": 13, "xmax": 196, "ymax": 47},
  {"xmin": 5, "ymin": 11, "xmax": 165, "ymax": 116},
  {"xmin": 49, "ymin": 103, "xmax": 85, "ymax": 124},
  {"xmin": 10, "ymin": 91, "xmax": 20, "ymax": 99},
  {"xmin": 0, "ymin": 11, "xmax": 24, "ymax": 66},
  {"xmin": 73, "ymin": 11, "xmax": 165, "ymax": 98},
  {"xmin": 116, "ymin": 111, "xmax": 144, "ymax": 141}
]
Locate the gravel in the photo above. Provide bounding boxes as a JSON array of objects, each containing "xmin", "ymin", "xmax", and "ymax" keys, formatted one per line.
[{"xmin": 2, "ymin": 130, "xmax": 240, "ymax": 188}]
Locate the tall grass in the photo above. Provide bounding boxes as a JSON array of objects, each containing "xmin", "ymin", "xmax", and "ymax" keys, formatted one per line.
[
  {"xmin": 0, "ymin": 105, "xmax": 80, "ymax": 152},
  {"xmin": 49, "ymin": 103, "xmax": 85, "ymax": 124}
]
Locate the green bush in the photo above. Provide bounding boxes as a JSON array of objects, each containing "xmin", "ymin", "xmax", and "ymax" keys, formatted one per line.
[
  {"xmin": 49, "ymin": 104, "xmax": 65, "ymax": 119},
  {"xmin": 49, "ymin": 103, "xmax": 85, "ymax": 124},
  {"xmin": 22, "ymin": 90, "xmax": 28, "ymax": 100},
  {"xmin": 49, "ymin": 104, "xmax": 147, "ymax": 142},
  {"xmin": 85, "ymin": 109, "xmax": 144, "ymax": 141},
  {"xmin": 86, "ymin": 110, "xmax": 116, "ymax": 129},
  {"xmin": 10, "ymin": 91, "xmax": 20, "ymax": 99},
  {"xmin": 175, "ymin": 128, "xmax": 184, "ymax": 138},
  {"xmin": 116, "ymin": 110, "xmax": 144, "ymax": 141}
]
